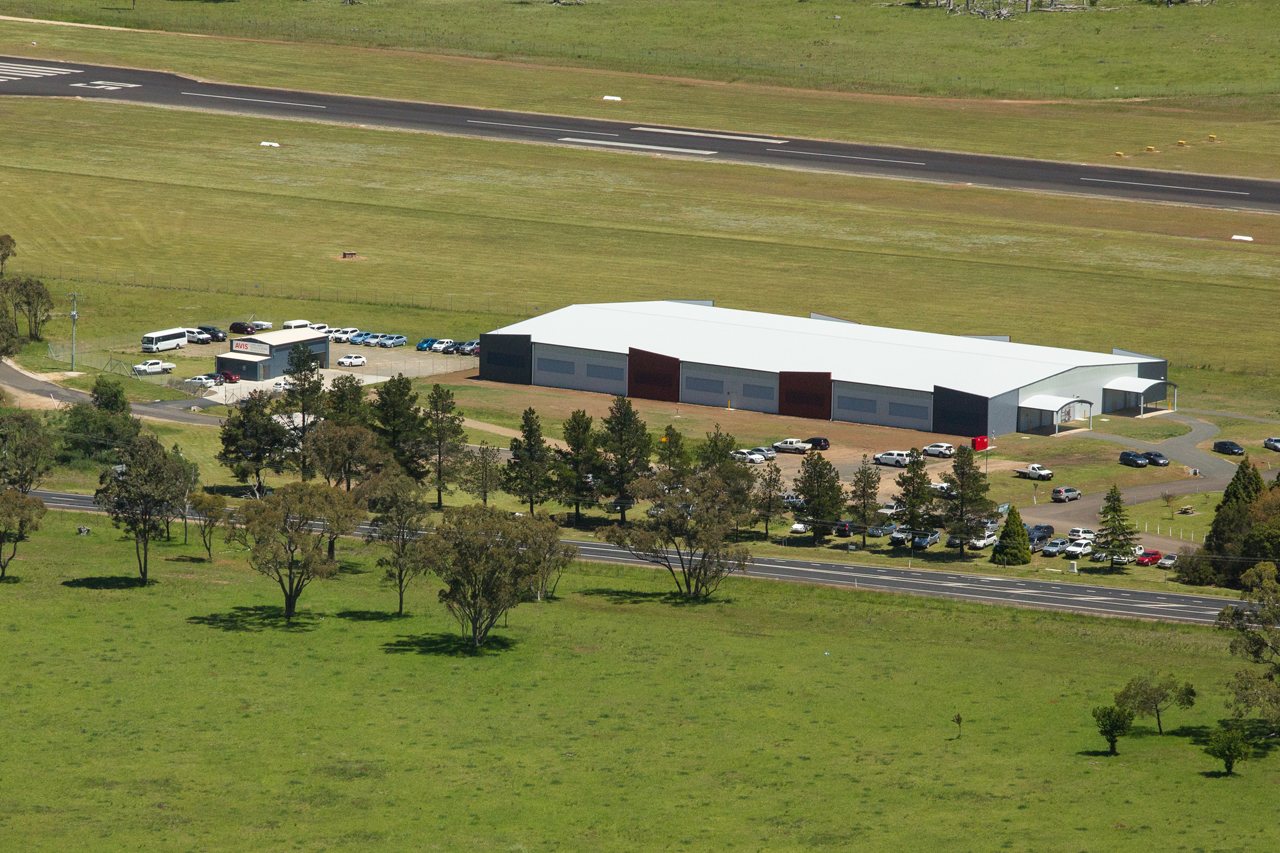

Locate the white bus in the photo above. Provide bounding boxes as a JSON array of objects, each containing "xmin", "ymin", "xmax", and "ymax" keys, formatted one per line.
[{"xmin": 141, "ymin": 327, "xmax": 188, "ymax": 353}]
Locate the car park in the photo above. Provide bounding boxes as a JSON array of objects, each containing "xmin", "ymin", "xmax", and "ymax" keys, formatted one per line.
[
  {"xmin": 197, "ymin": 325, "xmax": 227, "ymax": 342},
  {"xmin": 218, "ymin": 370, "xmax": 240, "ymax": 384},
  {"xmin": 1136, "ymin": 550, "xmax": 1163, "ymax": 566},
  {"xmin": 1157, "ymin": 553, "xmax": 1179, "ymax": 569},
  {"xmin": 969, "ymin": 531, "xmax": 999, "ymax": 550},
  {"xmin": 363, "ymin": 334, "xmax": 386, "ymax": 347},
  {"xmin": 868, "ymin": 521, "xmax": 898, "ymax": 538},
  {"xmin": 251, "ymin": 320, "xmax": 273, "ymax": 331},
  {"xmin": 1051, "ymin": 487, "xmax": 1081, "ymax": 503},
  {"xmin": 1119, "ymin": 450, "xmax": 1149, "ymax": 468},
  {"xmin": 416, "ymin": 338, "xmax": 438, "ymax": 352},
  {"xmin": 1064, "ymin": 540, "xmax": 1093, "ymax": 558},
  {"xmin": 923, "ymin": 443, "xmax": 955, "ymax": 458},
  {"xmin": 1214, "ymin": 440, "xmax": 1245, "ymax": 456},
  {"xmin": 1067, "ymin": 527, "xmax": 1096, "ymax": 542},
  {"xmin": 229, "ymin": 321, "xmax": 254, "ymax": 335},
  {"xmin": 805, "ymin": 437, "xmax": 830, "ymax": 451},
  {"xmin": 380, "ymin": 335, "xmax": 408, "ymax": 348},
  {"xmin": 912, "ymin": 530, "xmax": 941, "ymax": 549},
  {"xmin": 184, "ymin": 328, "xmax": 212, "ymax": 345},
  {"xmin": 874, "ymin": 450, "xmax": 911, "ymax": 467},
  {"xmin": 1042, "ymin": 538, "xmax": 1071, "ymax": 557},
  {"xmin": 751, "ymin": 446, "xmax": 777, "ymax": 461},
  {"xmin": 1265, "ymin": 437, "xmax": 1280, "ymax": 452},
  {"xmin": 1142, "ymin": 451, "xmax": 1170, "ymax": 467},
  {"xmin": 730, "ymin": 449, "xmax": 765, "ymax": 464},
  {"xmin": 431, "ymin": 339, "xmax": 455, "ymax": 353},
  {"xmin": 337, "ymin": 354, "xmax": 367, "ymax": 367}
]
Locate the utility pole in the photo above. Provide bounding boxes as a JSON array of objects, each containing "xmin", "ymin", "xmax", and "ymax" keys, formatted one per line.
[{"xmin": 66, "ymin": 292, "xmax": 84, "ymax": 371}]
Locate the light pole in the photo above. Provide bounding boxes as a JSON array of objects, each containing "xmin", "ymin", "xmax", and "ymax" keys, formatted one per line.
[{"xmin": 66, "ymin": 292, "xmax": 84, "ymax": 371}]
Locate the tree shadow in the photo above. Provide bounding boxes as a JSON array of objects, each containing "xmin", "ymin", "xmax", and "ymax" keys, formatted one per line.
[
  {"xmin": 187, "ymin": 605, "xmax": 320, "ymax": 632},
  {"xmin": 0, "ymin": 575, "xmax": 19, "ymax": 584},
  {"xmin": 578, "ymin": 587, "xmax": 729, "ymax": 607},
  {"xmin": 1199, "ymin": 770, "xmax": 1236, "ymax": 779},
  {"xmin": 1076, "ymin": 749, "xmax": 1115, "ymax": 758},
  {"xmin": 163, "ymin": 555, "xmax": 205, "ymax": 564},
  {"xmin": 382, "ymin": 632, "xmax": 516, "ymax": 657},
  {"xmin": 334, "ymin": 609, "xmax": 403, "ymax": 623},
  {"xmin": 336, "ymin": 560, "xmax": 369, "ymax": 576},
  {"xmin": 62, "ymin": 575, "xmax": 149, "ymax": 590}
]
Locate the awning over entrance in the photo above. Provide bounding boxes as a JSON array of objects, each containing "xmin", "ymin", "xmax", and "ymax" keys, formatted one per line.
[
  {"xmin": 1104, "ymin": 376, "xmax": 1169, "ymax": 394},
  {"xmin": 1018, "ymin": 395, "xmax": 1094, "ymax": 436}
]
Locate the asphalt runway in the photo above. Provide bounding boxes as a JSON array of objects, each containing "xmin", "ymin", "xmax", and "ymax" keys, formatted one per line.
[
  {"xmin": 3, "ymin": 56, "xmax": 1279, "ymax": 212},
  {"xmin": 34, "ymin": 489, "xmax": 1241, "ymax": 626}
]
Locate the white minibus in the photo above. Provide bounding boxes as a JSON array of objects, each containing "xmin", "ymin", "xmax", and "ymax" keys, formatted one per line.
[{"xmin": 141, "ymin": 328, "xmax": 188, "ymax": 353}]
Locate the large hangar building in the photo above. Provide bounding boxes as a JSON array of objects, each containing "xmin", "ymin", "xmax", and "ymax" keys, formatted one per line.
[{"xmin": 479, "ymin": 302, "xmax": 1172, "ymax": 438}]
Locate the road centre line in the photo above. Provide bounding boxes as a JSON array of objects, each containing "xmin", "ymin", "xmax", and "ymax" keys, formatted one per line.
[
  {"xmin": 632, "ymin": 127, "xmax": 788, "ymax": 144},
  {"xmin": 766, "ymin": 148, "xmax": 926, "ymax": 166},
  {"xmin": 1079, "ymin": 177, "xmax": 1249, "ymax": 195},
  {"xmin": 558, "ymin": 138, "xmax": 716, "ymax": 155},
  {"xmin": 181, "ymin": 92, "xmax": 327, "ymax": 109},
  {"xmin": 468, "ymin": 119, "xmax": 617, "ymax": 136}
]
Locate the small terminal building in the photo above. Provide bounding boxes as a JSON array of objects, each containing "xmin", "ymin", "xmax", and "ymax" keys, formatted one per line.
[
  {"xmin": 479, "ymin": 301, "xmax": 1174, "ymax": 438},
  {"xmin": 216, "ymin": 328, "xmax": 330, "ymax": 382}
]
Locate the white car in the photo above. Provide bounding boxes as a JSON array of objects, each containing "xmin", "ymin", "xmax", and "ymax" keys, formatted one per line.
[
  {"xmin": 431, "ymin": 338, "xmax": 455, "ymax": 352},
  {"xmin": 790, "ymin": 522, "xmax": 811, "ymax": 535},
  {"xmin": 1064, "ymin": 540, "xmax": 1093, "ymax": 558},
  {"xmin": 751, "ymin": 446, "xmax": 777, "ymax": 461},
  {"xmin": 272, "ymin": 379, "xmax": 293, "ymax": 393},
  {"xmin": 874, "ymin": 450, "xmax": 912, "ymax": 467},
  {"xmin": 923, "ymin": 443, "xmax": 955, "ymax": 458},
  {"xmin": 330, "ymin": 327, "xmax": 358, "ymax": 343},
  {"xmin": 308, "ymin": 323, "xmax": 330, "ymax": 334},
  {"xmin": 969, "ymin": 531, "xmax": 999, "ymax": 550},
  {"xmin": 251, "ymin": 320, "xmax": 273, "ymax": 330},
  {"xmin": 184, "ymin": 328, "xmax": 212, "ymax": 344},
  {"xmin": 184, "ymin": 375, "xmax": 217, "ymax": 389},
  {"xmin": 1067, "ymin": 527, "xmax": 1096, "ymax": 542},
  {"xmin": 731, "ymin": 449, "xmax": 765, "ymax": 464},
  {"xmin": 133, "ymin": 359, "xmax": 176, "ymax": 375},
  {"xmin": 337, "ymin": 354, "xmax": 367, "ymax": 367},
  {"xmin": 1265, "ymin": 437, "xmax": 1280, "ymax": 452},
  {"xmin": 1157, "ymin": 553, "xmax": 1179, "ymax": 569}
]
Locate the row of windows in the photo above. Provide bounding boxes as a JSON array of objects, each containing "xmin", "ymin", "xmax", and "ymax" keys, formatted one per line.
[
  {"xmin": 836, "ymin": 395, "xmax": 928, "ymax": 421},
  {"xmin": 537, "ymin": 358, "xmax": 624, "ymax": 383},
  {"xmin": 684, "ymin": 376, "xmax": 776, "ymax": 402}
]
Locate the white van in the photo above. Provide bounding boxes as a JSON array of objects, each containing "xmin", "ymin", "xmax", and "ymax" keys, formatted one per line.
[
  {"xmin": 142, "ymin": 328, "xmax": 188, "ymax": 353},
  {"xmin": 184, "ymin": 328, "xmax": 211, "ymax": 344},
  {"xmin": 308, "ymin": 323, "xmax": 330, "ymax": 334},
  {"xmin": 283, "ymin": 319, "xmax": 311, "ymax": 330}
]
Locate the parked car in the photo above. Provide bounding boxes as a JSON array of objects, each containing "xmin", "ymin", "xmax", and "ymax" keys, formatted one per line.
[
  {"xmin": 805, "ymin": 437, "xmax": 830, "ymax": 451},
  {"xmin": 969, "ymin": 531, "xmax": 999, "ymax": 550},
  {"xmin": 440, "ymin": 341, "xmax": 461, "ymax": 354},
  {"xmin": 789, "ymin": 522, "xmax": 811, "ymax": 535},
  {"xmin": 1136, "ymin": 550, "xmax": 1163, "ymax": 566},
  {"xmin": 184, "ymin": 328, "xmax": 212, "ymax": 345},
  {"xmin": 250, "ymin": 320, "xmax": 273, "ymax": 331},
  {"xmin": 272, "ymin": 379, "xmax": 293, "ymax": 393},
  {"xmin": 1265, "ymin": 437, "xmax": 1280, "ymax": 452},
  {"xmin": 1119, "ymin": 450, "xmax": 1149, "ymax": 468},
  {"xmin": 1064, "ymin": 540, "xmax": 1093, "ymax": 558},
  {"xmin": 923, "ymin": 442, "xmax": 955, "ymax": 458},
  {"xmin": 416, "ymin": 338, "xmax": 438, "ymax": 352},
  {"xmin": 380, "ymin": 335, "xmax": 408, "ymax": 348},
  {"xmin": 1157, "ymin": 553, "xmax": 1179, "ymax": 569},
  {"xmin": 229, "ymin": 321, "xmax": 254, "ymax": 335},
  {"xmin": 1142, "ymin": 451, "xmax": 1170, "ymax": 467},
  {"xmin": 930, "ymin": 482, "xmax": 956, "ymax": 498},
  {"xmin": 197, "ymin": 325, "xmax": 227, "ymax": 342},
  {"xmin": 780, "ymin": 493, "xmax": 806, "ymax": 511},
  {"xmin": 350, "ymin": 331, "xmax": 373, "ymax": 345},
  {"xmin": 945, "ymin": 533, "xmax": 966, "ymax": 548},
  {"xmin": 889, "ymin": 529, "xmax": 912, "ymax": 547},
  {"xmin": 1014, "ymin": 464, "xmax": 1054, "ymax": 480},
  {"xmin": 431, "ymin": 338, "xmax": 455, "ymax": 353},
  {"xmin": 459, "ymin": 340, "xmax": 481, "ymax": 355},
  {"xmin": 337, "ymin": 354, "xmax": 367, "ymax": 367},
  {"xmin": 751, "ymin": 446, "xmax": 777, "ymax": 461},
  {"xmin": 1028, "ymin": 524, "xmax": 1054, "ymax": 539},
  {"xmin": 868, "ymin": 521, "xmax": 898, "ymax": 538},
  {"xmin": 1028, "ymin": 532, "xmax": 1050, "ymax": 553},
  {"xmin": 1214, "ymin": 440, "xmax": 1245, "ymax": 456},
  {"xmin": 133, "ymin": 360, "xmax": 175, "ymax": 375},
  {"xmin": 330, "ymin": 327, "xmax": 358, "ymax": 343},
  {"xmin": 363, "ymin": 334, "xmax": 386, "ymax": 347},
  {"xmin": 730, "ymin": 449, "xmax": 765, "ymax": 464},
  {"xmin": 834, "ymin": 520, "xmax": 855, "ymax": 538},
  {"xmin": 912, "ymin": 530, "xmax": 941, "ymax": 549},
  {"xmin": 773, "ymin": 439, "xmax": 812, "ymax": 455},
  {"xmin": 184, "ymin": 375, "xmax": 217, "ymax": 389},
  {"xmin": 1067, "ymin": 527, "xmax": 1096, "ymax": 542},
  {"xmin": 218, "ymin": 370, "xmax": 240, "ymax": 384},
  {"xmin": 1042, "ymin": 538, "xmax": 1071, "ymax": 557},
  {"xmin": 308, "ymin": 323, "xmax": 330, "ymax": 334},
  {"xmin": 874, "ymin": 450, "xmax": 911, "ymax": 467},
  {"xmin": 1051, "ymin": 487, "xmax": 1081, "ymax": 503},
  {"xmin": 283, "ymin": 320, "xmax": 311, "ymax": 330}
]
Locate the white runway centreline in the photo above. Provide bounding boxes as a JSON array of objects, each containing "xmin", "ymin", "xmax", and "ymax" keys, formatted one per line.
[
  {"xmin": 558, "ymin": 138, "xmax": 716, "ymax": 155},
  {"xmin": 1080, "ymin": 177, "xmax": 1249, "ymax": 195},
  {"xmin": 632, "ymin": 127, "xmax": 787, "ymax": 144},
  {"xmin": 766, "ymin": 148, "xmax": 926, "ymax": 166},
  {"xmin": 181, "ymin": 92, "xmax": 327, "ymax": 109},
  {"xmin": 468, "ymin": 119, "xmax": 618, "ymax": 136}
]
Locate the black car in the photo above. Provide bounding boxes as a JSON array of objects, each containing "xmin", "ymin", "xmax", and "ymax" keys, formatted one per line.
[
  {"xmin": 229, "ymin": 321, "xmax": 254, "ymax": 335},
  {"xmin": 1025, "ymin": 523, "xmax": 1054, "ymax": 539},
  {"xmin": 1028, "ymin": 533, "xmax": 1050, "ymax": 553},
  {"xmin": 1214, "ymin": 440, "xmax": 1245, "ymax": 456},
  {"xmin": 1142, "ymin": 451, "xmax": 1170, "ymax": 467},
  {"xmin": 1119, "ymin": 450, "xmax": 1149, "ymax": 468},
  {"xmin": 834, "ymin": 520, "xmax": 855, "ymax": 538},
  {"xmin": 198, "ymin": 325, "xmax": 227, "ymax": 342},
  {"xmin": 805, "ymin": 437, "xmax": 830, "ymax": 451},
  {"xmin": 442, "ymin": 341, "xmax": 461, "ymax": 354}
]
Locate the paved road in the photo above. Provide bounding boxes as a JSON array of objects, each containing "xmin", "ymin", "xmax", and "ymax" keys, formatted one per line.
[
  {"xmin": 34, "ymin": 488, "xmax": 1241, "ymax": 626},
  {"xmin": 0, "ymin": 360, "xmax": 223, "ymax": 426},
  {"xmin": 2, "ymin": 56, "xmax": 1278, "ymax": 211}
]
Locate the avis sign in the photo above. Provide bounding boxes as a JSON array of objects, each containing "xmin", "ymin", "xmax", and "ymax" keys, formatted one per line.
[{"xmin": 232, "ymin": 340, "xmax": 269, "ymax": 356}]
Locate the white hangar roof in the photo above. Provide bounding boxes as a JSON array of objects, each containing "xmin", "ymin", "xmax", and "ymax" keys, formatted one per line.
[{"xmin": 489, "ymin": 301, "xmax": 1159, "ymax": 399}]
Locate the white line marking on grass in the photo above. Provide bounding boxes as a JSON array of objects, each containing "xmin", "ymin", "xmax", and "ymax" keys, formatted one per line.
[
  {"xmin": 632, "ymin": 127, "xmax": 787, "ymax": 144},
  {"xmin": 181, "ymin": 92, "xmax": 326, "ymax": 109},
  {"xmin": 468, "ymin": 120, "xmax": 617, "ymax": 136},
  {"xmin": 766, "ymin": 148, "xmax": 926, "ymax": 166},
  {"xmin": 1080, "ymin": 177, "xmax": 1249, "ymax": 195},
  {"xmin": 558, "ymin": 138, "xmax": 716, "ymax": 155}
]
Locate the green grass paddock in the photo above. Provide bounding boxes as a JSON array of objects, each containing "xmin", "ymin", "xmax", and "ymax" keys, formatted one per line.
[{"xmin": 1, "ymin": 510, "xmax": 1276, "ymax": 851}]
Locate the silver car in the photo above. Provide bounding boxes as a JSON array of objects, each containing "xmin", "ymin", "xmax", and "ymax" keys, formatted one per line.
[{"xmin": 751, "ymin": 446, "xmax": 777, "ymax": 461}]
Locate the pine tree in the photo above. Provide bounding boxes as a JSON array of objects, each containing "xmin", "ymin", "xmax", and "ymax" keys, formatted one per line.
[
  {"xmin": 940, "ymin": 445, "xmax": 998, "ymax": 558},
  {"xmin": 420, "ymin": 384, "xmax": 467, "ymax": 509},
  {"xmin": 794, "ymin": 452, "xmax": 844, "ymax": 543},
  {"xmin": 598, "ymin": 396, "xmax": 652, "ymax": 523},
  {"xmin": 991, "ymin": 504, "xmax": 1032, "ymax": 566},
  {"xmin": 555, "ymin": 410, "xmax": 601, "ymax": 526},
  {"xmin": 656, "ymin": 424, "xmax": 690, "ymax": 478},
  {"xmin": 753, "ymin": 461, "xmax": 786, "ymax": 541},
  {"xmin": 847, "ymin": 455, "xmax": 882, "ymax": 550},
  {"xmin": 894, "ymin": 449, "xmax": 935, "ymax": 555},
  {"xmin": 1206, "ymin": 457, "xmax": 1266, "ymax": 578},
  {"xmin": 504, "ymin": 407, "xmax": 555, "ymax": 515},
  {"xmin": 1096, "ymin": 484, "xmax": 1140, "ymax": 570}
]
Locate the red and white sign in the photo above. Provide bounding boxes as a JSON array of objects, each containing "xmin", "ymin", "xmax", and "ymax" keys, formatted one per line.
[{"xmin": 232, "ymin": 340, "xmax": 269, "ymax": 356}]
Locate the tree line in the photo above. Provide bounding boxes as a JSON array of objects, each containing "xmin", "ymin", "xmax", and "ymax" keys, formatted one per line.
[{"xmin": 0, "ymin": 235, "xmax": 55, "ymax": 354}]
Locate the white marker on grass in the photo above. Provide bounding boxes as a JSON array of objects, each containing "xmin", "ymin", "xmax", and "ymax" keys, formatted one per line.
[
  {"xmin": 602, "ymin": 95, "xmax": 622, "ymax": 101},
  {"xmin": 1231, "ymin": 235, "xmax": 1254, "ymax": 242}
]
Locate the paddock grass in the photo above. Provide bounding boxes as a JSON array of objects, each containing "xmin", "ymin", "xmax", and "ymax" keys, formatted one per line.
[
  {"xmin": 1125, "ymin": 490, "xmax": 1220, "ymax": 541},
  {"xmin": 4, "ymin": 99, "xmax": 1279, "ymax": 377},
  {"xmin": 6, "ymin": 18, "xmax": 1280, "ymax": 179},
  {"xmin": 1, "ymin": 509, "xmax": 1275, "ymax": 852},
  {"xmin": 1089, "ymin": 416, "xmax": 1191, "ymax": 444},
  {"xmin": 5, "ymin": 0, "xmax": 1278, "ymax": 101}
]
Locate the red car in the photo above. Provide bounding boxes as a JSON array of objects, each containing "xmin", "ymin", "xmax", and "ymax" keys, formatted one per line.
[
  {"xmin": 218, "ymin": 370, "xmax": 241, "ymax": 384},
  {"xmin": 1136, "ymin": 550, "xmax": 1162, "ymax": 566}
]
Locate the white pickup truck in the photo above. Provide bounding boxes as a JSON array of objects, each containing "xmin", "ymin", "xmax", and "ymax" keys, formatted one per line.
[
  {"xmin": 772, "ymin": 438, "xmax": 812, "ymax": 454},
  {"xmin": 133, "ymin": 360, "xmax": 176, "ymax": 375},
  {"xmin": 1013, "ymin": 463, "xmax": 1054, "ymax": 481}
]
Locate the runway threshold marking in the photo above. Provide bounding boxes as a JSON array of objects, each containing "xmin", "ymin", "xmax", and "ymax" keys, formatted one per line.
[
  {"xmin": 632, "ymin": 127, "xmax": 788, "ymax": 144},
  {"xmin": 766, "ymin": 148, "xmax": 926, "ymax": 166},
  {"xmin": 558, "ymin": 138, "xmax": 716, "ymax": 155},
  {"xmin": 181, "ymin": 92, "xmax": 327, "ymax": 109},
  {"xmin": 0, "ymin": 61, "xmax": 83, "ymax": 82},
  {"xmin": 1079, "ymin": 177, "xmax": 1249, "ymax": 196},
  {"xmin": 468, "ymin": 119, "xmax": 618, "ymax": 136}
]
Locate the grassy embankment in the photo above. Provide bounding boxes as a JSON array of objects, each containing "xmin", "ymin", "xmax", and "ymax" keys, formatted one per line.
[
  {"xmin": 3, "ymin": 14, "xmax": 1280, "ymax": 178},
  {"xmin": 0, "ymin": 509, "xmax": 1273, "ymax": 852}
]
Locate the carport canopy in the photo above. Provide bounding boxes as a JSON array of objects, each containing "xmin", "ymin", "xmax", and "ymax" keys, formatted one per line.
[
  {"xmin": 1103, "ymin": 376, "xmax": 1177, "ymax": 412},
  {"xmin": 1019, "ymin": 394, "xmax": 1093, "ymax": 435}
]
